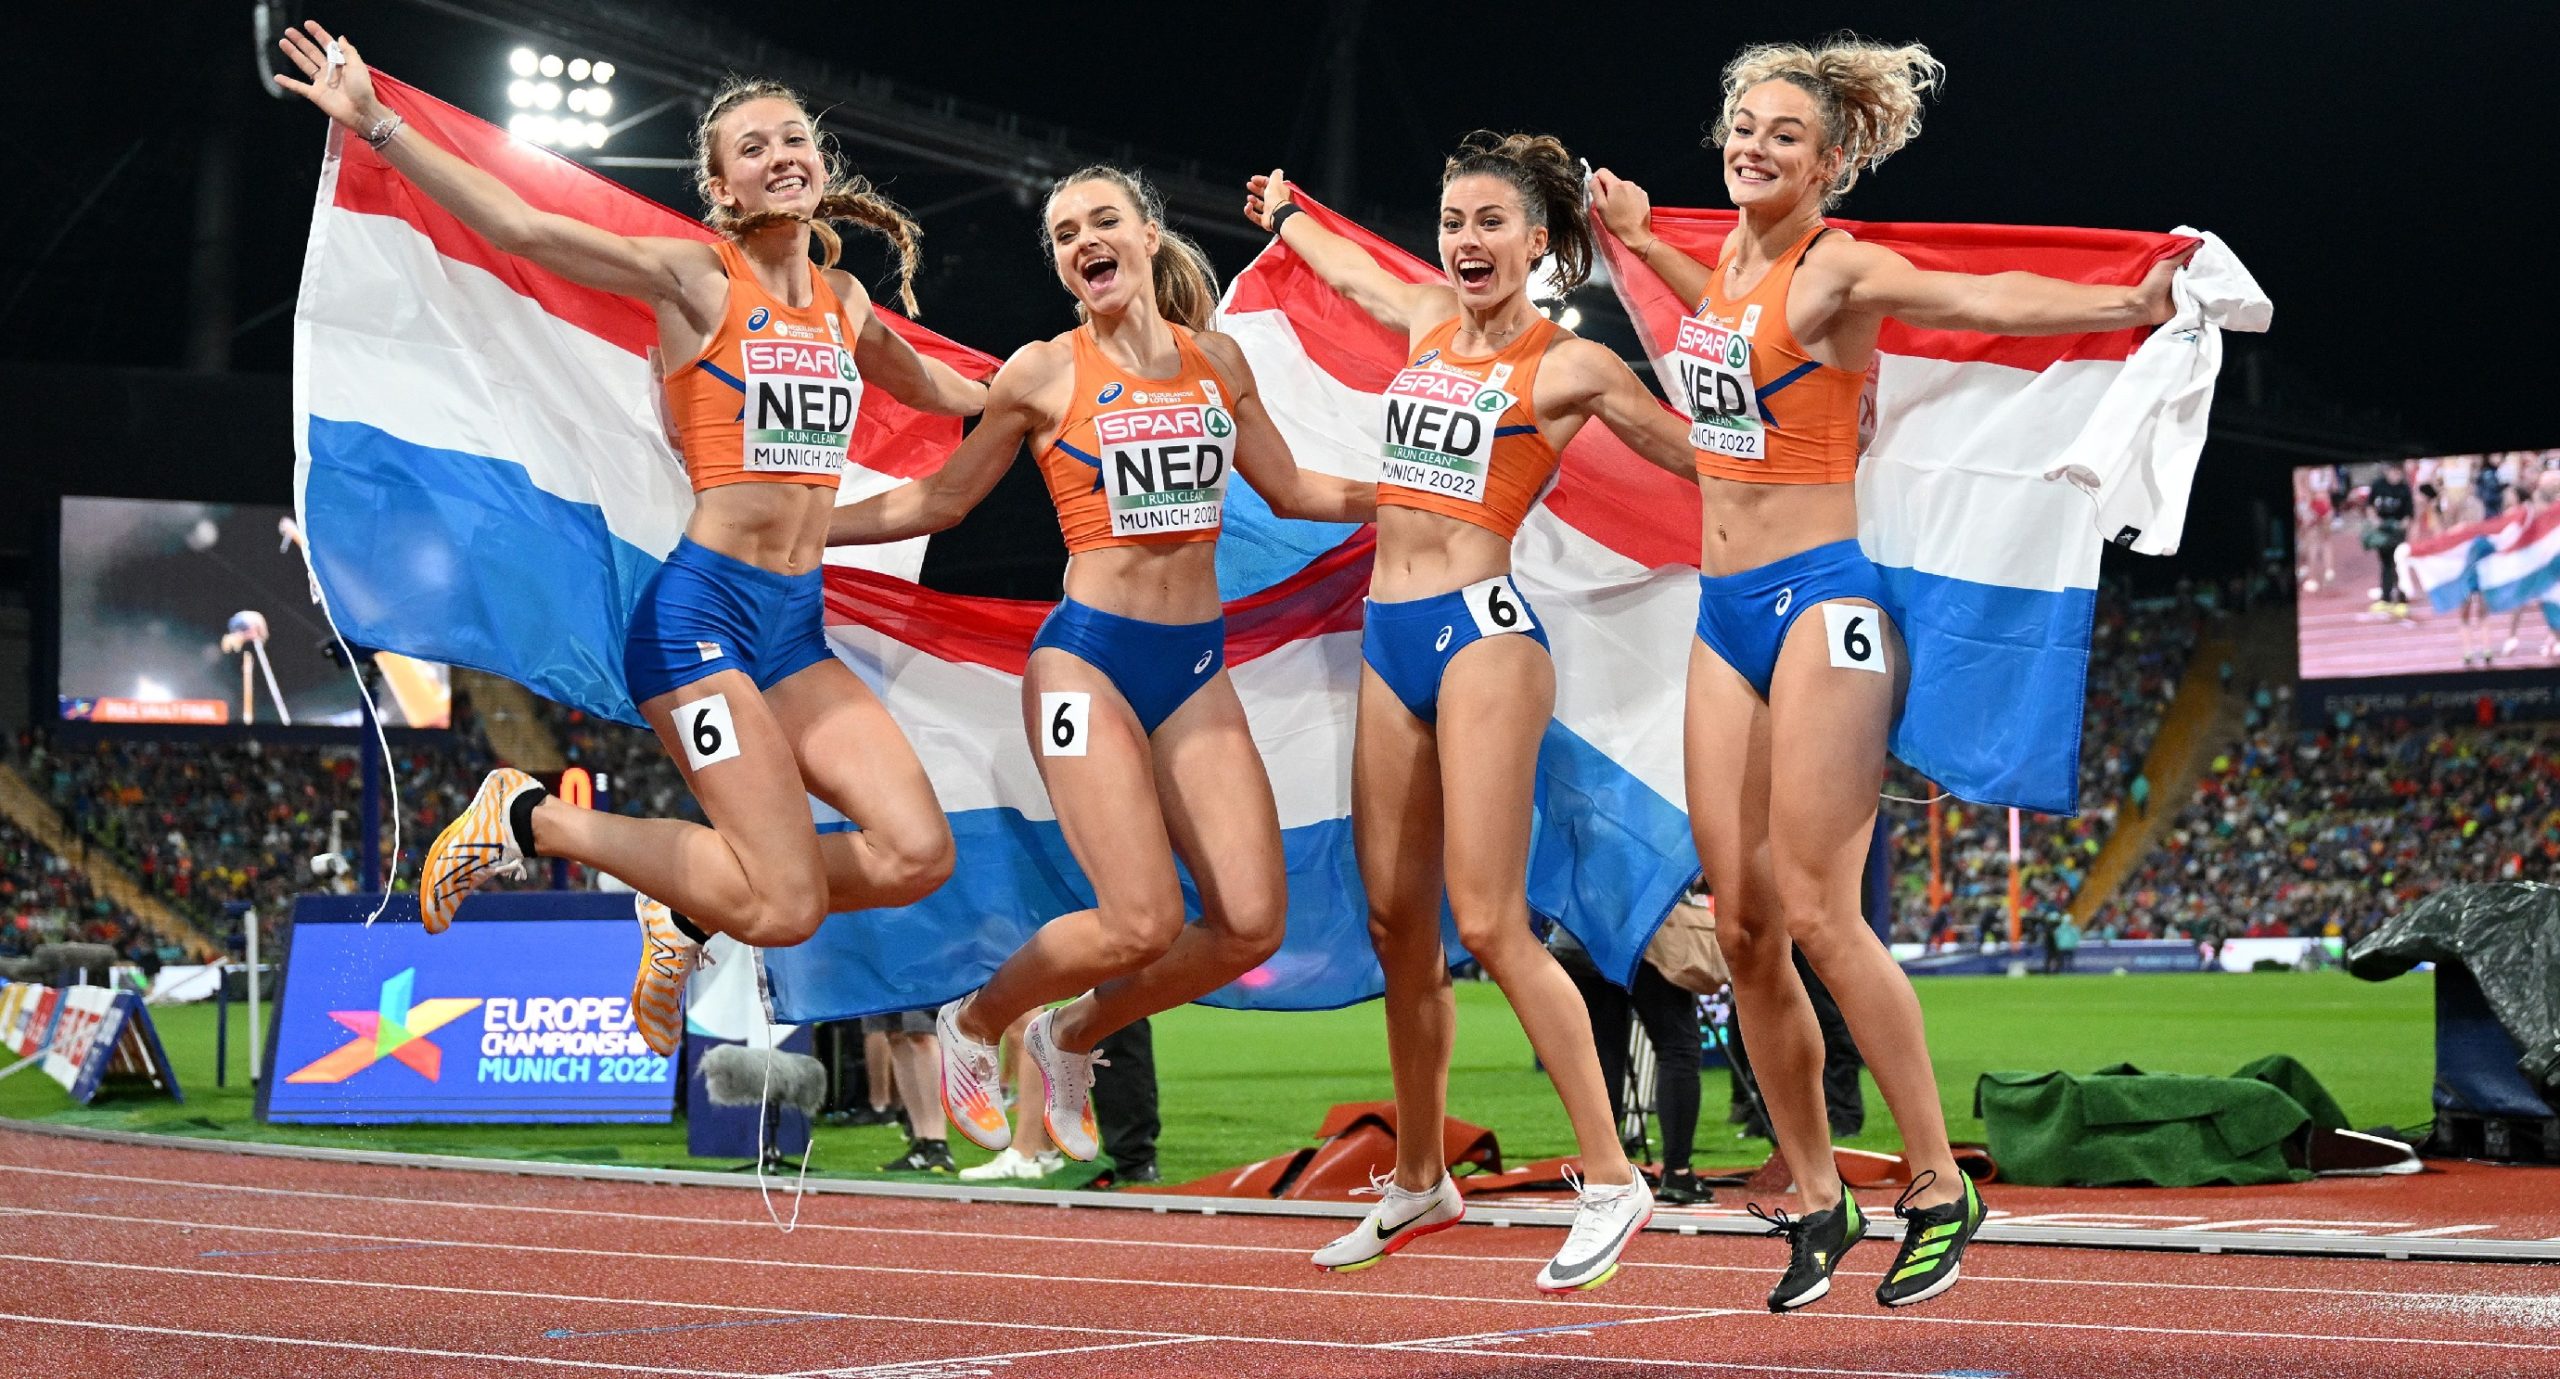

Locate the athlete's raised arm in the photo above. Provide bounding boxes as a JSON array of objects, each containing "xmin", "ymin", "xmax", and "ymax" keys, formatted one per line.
[
  {"xmin": 1825, "ymin": 237, "xmax": 2187, "ymax": 337},
  {"xmin": 829, "ymin": 270, "xmax": 989, "ymax": 418},
  {"xmin": 1589, "ymin": 169, "xmax": 1715, "ymax": 312},
  {"xmin": 1540, "ymin": 337, "xmax": 1697, "ymax": 479},
  {"xmin": 1192, "ymin": 333, "xmax": 1374, "ymax": 524},
  {"xmin": 827, "ymin": 340, "xmax": 1062, "ymax": 545},
  {"xmin": 274, "ymin": 22, "xmax": 710, "ymax": 309},
  {"xmin": 1243, "ymin": 168, "xmax": 1453, "ymax": 337}
]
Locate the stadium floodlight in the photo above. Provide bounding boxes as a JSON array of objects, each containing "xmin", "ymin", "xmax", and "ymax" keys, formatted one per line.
[
  {"xmin": 1557, "ymin": 305, "xmax": 1583, "ymax": 331},
  {"xmin": 500, "ymin": 46, "xmax": 622, "ymax": 155}
]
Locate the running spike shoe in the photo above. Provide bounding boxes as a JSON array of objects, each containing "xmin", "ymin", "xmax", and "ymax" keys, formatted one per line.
[
  {"xmin": 1876, "ymin": 1171, "xmax": 1986, "ymax": 1308},
  {"xmin": 418, "ymin": 767, "xmax": 541, "ymax": 932},
  {"xmin": 1535, "ymin": 1168, "xmax": 1653, "ymax": 1292},
  {"xmin": 958, "ymin": 1146, "xmax": 1065, "ymax": 1182},
  {"xmin": 881, "ymin": 1137, "xmax": 955, "ymax": 1174},
  {"xmin": 628, "ymin": 896, "xmax": 701, "ymax": 1056},
  {"xmin": 936, "ymin": 998, "xmax": 1011, "ymax": 1151},
  {"xmin": 1312, "ymin": 1171, "xmax": 1466, "ymax": 1271},
  {"xmin": 1750, "ymin": 1191, "xmax": 1866, "ymax": 1312},
  {"xmin": 1023, "ymin": 1008, "xmax": 1105, "ymax": 1162}
]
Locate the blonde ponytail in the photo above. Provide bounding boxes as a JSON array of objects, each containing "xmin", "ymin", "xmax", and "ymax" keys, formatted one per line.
[{"xmin": 1713, "ymin": 36, "xmax": 1944, "ymax": 206}]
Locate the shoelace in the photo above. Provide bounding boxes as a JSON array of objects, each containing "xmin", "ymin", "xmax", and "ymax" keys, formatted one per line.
[
  {"xmin": 1891, "ymin": 1169, "xmax": 1942, "ymax": 1224},
  {"xmin": 1557, "ymin": 1166, "xmax": 1635, "ymax": 1253},
  {"xmin": 1747, "ymin": 1201, "xmax": 1821, "ymax": 1274}
]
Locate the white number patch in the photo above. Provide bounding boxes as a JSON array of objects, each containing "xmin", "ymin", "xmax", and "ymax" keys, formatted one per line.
[
  {"xmin": 679, "ymin": 693, "xmax": 743, "ymax": 771},
  {"xmin": 1822, "ymin": 603, "xmax": 1886, "ymax": 674},
  {"xmin": 1040, "ymin": 692, "xmax": 1092, "ymax": 758},
  {"xmin": 1461, "ymin": 575, "xmax": 1536, "ymax": 639}
]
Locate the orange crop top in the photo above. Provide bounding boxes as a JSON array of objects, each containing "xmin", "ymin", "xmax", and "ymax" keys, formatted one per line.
[
  {"xmin": 1037, "ymin": 324, "xmax": 1237, "ymax": 555},
  {"xmin": 1672, "ymin": 225, "xmax": 1864, "ymax": 486},
  {"xmin": 1376, "ymin": 315, "xmax": 1561, "ymax": 541},
  {"xmin": 663, "ymin": 240, "xmax": 865, "ymax": 493}
]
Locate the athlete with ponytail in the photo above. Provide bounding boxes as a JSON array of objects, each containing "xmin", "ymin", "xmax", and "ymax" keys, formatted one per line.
[
  {"xmin": 275, "ymin": 24, "xmax": 986, "ymax": 1056},
  {"xmin": 831, "ymin": 166, "xmax": 1372, "ymax": 1164},
  {"xmin": 1244, "ymin": 134, "xmax": 1697, "ymax": 1292},
  {"xmin": 1590, "ymin": 36, "xmax": 2185, "ymax": 1310}
]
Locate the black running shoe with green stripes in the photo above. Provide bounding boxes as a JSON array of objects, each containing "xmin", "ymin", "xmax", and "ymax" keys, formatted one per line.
[
  {"xmin": 1877, "ymin": 1171, "xmax": 1985, "ymax": 1307},
  {"xmin": 1748, "ymin": 1193, "xmax": 1865, "ymax": 1312}
]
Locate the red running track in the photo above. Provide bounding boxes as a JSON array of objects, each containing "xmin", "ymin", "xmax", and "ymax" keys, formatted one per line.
[{"xmin": 1, "ymin": 1129, "xmax": 2556, "ymax": 1379}]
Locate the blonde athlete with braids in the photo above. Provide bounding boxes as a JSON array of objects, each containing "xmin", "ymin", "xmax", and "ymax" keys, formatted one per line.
[
  {"xmin": 831, "ymin": 166, "xmax": 1372, "ymax": 1163},
  {"xmin": 276, "ymin": 24, "xmax": 986, "ymax": 1055},
  {"xmin": 1591, "ymin": 36, "xmax": 2186, "ymax": 1310},
  {"xmin": 1245, "ymin": 134, "xmax": 1698, "ymax": 1293}
]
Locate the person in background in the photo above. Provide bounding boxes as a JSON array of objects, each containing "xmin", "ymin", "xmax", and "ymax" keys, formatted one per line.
[
  {"xmin": 1549, "ymin": 899, "xmax": 1712, "ymax": 1206},
  {"xmin": 865, "ymin": 1009, "xmax": 955, "ymax": 1173},
  {"xmin": 1093, "ymin": 1017, "xmax": 1160, "ymax": 1185},
  {"xmin": 2051, "ymin": 914, "xmax": 2081, "ymax": 973},
  {"xmin": 2366, "ymin": 461, "xmax": 2414, "ymax": 617}
]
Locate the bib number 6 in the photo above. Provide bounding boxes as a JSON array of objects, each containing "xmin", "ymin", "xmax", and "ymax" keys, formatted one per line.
[
  {"xmin": 678, "ymin": 692, "xmax": 744, "ymax": 771},
  {"xmin": 1039, "ymin": 692, "xmax": 1092, "ymax": 758},
  {"xmin": 1462, "ymin": 575, "xmax": 1536, "ymax": 640},
  {"xmin": 1821, "ymin": 603, "xmax": 1887, "ymax": 675}
]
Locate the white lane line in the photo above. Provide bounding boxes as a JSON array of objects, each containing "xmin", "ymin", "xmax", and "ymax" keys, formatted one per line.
[
  {"xmin": 0, "ymin": 1162, "xmax": 2526, "ymax": 1304},
  {"xmin": 0, "ymin": 1252, "xmax": 1201, "ymax": 1342},
  {"xmin": 782, "ymin": 1338, "xmax": 1209, "ymax": 1377},
  {"xmin": 0, "ymin": 1204, "xmax": 1681, "ymax": 1314},
  {"xmin": 0, "ymin": 1312, "xmax": 773, "ymax": 1377},
  {"xmin": 4, "ymin": 1206, "xmax": 2542, "ymax": 1356}
]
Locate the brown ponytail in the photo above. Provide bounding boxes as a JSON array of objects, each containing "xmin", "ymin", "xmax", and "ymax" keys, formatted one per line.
[
  {"xmin": 1442, "ymin": 130, "xmax": 1593, "ymax": 293},
  {"xmin": 1040, "ymin": 164, "xmax": 1222, "ymax": 331},
  {"xmin": 694, "ymin": 78, "xmax": 926, "ymax": 315}
]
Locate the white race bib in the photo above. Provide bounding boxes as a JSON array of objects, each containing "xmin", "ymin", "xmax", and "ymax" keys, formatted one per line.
[
  {"xmin": 1460, "ymin": 574, "xmax": 1536, "ymax": 639},
  {"xmin": 678, "ymin": 693, "xmax": 743, "ymax": 771},
  {"xmin": 1821, "ymin": 603, "xmax": 1887, "ymax": 674},
  {"xmin": 1039, "ymin": 692, "xmax": 1092, "ymax": 757},
  {"xmin": 1095, "ymin": 401, "xmax": 1230, "ymax": 538},
  {"xmin": 1670, "ymin": 315, "xmax": 1763, "ymax": 462},
  {"xmin": 1380, "ymin": 363, "xmax": 1511, "ymax": 504},
  {"xmin": 741, "ymin": 338, "xmax": 861, "ymax": 476}
]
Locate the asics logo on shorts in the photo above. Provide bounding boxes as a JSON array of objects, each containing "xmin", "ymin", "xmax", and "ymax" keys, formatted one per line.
[
  {"xmin": 1193, "ymin": 650, "xmax": 1215, "ymax": 675},
  {"xmin": 1434, "ymin": 626, "xmax": 1454, "ymax": 652},
  {"xmin": 1774, "ymin": 588, "xmax": 1794, "ymax": 617}
]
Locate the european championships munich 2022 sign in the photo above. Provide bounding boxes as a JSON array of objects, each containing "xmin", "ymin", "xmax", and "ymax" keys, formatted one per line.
[{"xmin": 260, "ymin": 893, "xmax": 676, "ymax": 1124}]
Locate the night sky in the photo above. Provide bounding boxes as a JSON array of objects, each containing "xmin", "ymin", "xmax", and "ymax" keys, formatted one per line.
[{"xmin": 6, "ymin": 2, "xmax": 2541, "ymax": 592}]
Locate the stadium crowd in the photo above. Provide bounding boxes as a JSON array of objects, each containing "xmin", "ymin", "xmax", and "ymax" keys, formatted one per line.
[
  {"xmin": 2094, "ymin": 695, "xmax": 2559, "ymax": 944},
  {"xmin": 0, "ymin": 816, "xmax": 152, "ymax": 962}
]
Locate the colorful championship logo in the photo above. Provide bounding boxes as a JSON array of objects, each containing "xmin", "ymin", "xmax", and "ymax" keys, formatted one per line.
[
  {"xmin": 746, "ymin": 306, "xmax": 771, "ymax": 332},
  {"xmin": 285, "ymin": 968, "xmax": 481, "ymax": 1085}
]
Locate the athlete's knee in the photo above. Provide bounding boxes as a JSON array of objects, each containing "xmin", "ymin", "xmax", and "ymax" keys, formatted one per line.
[
  {"xmin": 873, "ymin": 817, "xmax": 956, "ymax": 904},
  {"xmin": 1096, "ymin": 893, "xmax": 1187, "ymax": 970},
  {"xmin": 729, "ymin": 895, "xmax": 827, "ymax": 948},
  {"xmin": 1366, "ymin": 905, "xmax": 1442, "ymax": 967},
  {"xmin": 1715, "ymin": 911, "xmax": 1792, "ymax": 984},
  {"xmin": 1211, "ymin": 897, "xmax": 1287, "ymax": 969},
  {"xmin": 1448, "ymin": 898, "xmax": 1534, "ymax": 972}
]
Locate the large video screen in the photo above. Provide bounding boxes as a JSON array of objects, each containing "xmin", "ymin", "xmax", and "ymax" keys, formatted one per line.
[
  {"xmin": 57, "ymin": 497, "xmax": 449, "ymax": 727},
  {"xmin": 2295, "ymin": 454, "xmax": 2560, "ymax": 681}
]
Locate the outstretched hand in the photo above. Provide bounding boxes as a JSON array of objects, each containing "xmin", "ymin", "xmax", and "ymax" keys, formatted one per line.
[
  {"xmin": 2134, "ymin": 245, "xmax": 2199, "ymax": 327},
  {"xmin": 1587, "ymin": 168, "xmax": 1655, "ymax": 246},
  {"xmin": 273, "ymin": 20, "xmax": 387, "ymax": 131},
  {"xmin": 1242, "ymin": 168, "xmax": 1293, "ymax": 231}
]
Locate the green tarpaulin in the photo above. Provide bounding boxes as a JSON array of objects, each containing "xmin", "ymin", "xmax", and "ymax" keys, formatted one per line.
[{"xmin": 1976, "ymin": 1055, "xmax": 2350, "ymax": 1187}]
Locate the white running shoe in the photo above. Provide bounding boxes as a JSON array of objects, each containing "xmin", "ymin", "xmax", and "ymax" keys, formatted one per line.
[
  {"xmin": 958, "ymin": 1146, "xmax": 1064, "ymax": 1182},
  {"xmin": 1535, "ymin": 1169, "xmax": 1654, "ymax": 1293},
  {"xmin": 1312, "ymin": 1171, "xmax": 1465, "ymax": 1272},
  {"xmin": 936, "ymin": 998, "xmax": 1011, "ymax": 1152},
  {"xmin": 1023, "ymin": 1009, "xmax": 1104, "ymax": 1162}
]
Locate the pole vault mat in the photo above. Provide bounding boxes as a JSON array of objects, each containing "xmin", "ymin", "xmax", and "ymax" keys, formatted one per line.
[{"xmin": 4, "ymin": 1121, "xmax": 2558, "ymax": 1379}]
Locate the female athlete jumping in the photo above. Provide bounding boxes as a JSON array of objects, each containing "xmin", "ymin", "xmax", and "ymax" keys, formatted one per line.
[
  {"xmin": 276, "ymin": 24, "xmax": 985, "ymax": 1055},
  {"xmin": 1245, "ymin": 133, "xmax": 1697, "ymax": 1292},
  {"xmin": 1592, "ymin": 36, "xmax": 2183, "ymax": 1309},
  {"xmin": 831, "ymin": 166, "xmax": 1371, "ymax": 1163}
]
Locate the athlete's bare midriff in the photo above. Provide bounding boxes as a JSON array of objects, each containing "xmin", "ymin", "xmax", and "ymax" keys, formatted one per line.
[
  {"xmin": 1699, "ymin": 475, "xmax": 1861, "ymax": 577},
  {"xmin": 685, "ymin": 481, "xmax": 839, "ymax": 575},
  {"xmin": 1060, "ymin": 541, "xmax": 1224, "ymax": 624},
  {"xmin": 1370, "ymin": 505, "xmax": 1517, "ymax": 603}
]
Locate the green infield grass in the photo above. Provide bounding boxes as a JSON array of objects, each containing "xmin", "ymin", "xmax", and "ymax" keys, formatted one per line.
[{"xmin": 0, "ymin": 969, "xmax": 2433, "ymax": 1187}]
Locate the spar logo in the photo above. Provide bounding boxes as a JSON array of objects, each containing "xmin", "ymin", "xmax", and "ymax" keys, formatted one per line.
[{"xmin": 285, "ymin": 968, "xmax": 480, "ymax": 1084}]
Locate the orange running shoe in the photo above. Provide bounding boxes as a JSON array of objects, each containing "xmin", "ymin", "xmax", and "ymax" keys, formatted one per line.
[
  {"xmin": 629, "ymin": 896, "xmax": 701, "ymax": 1057},
  {"xmin": 935, "ymin": 997, "xmax": 1011, "ymax": 1151},
  {"xmin": 1023, "ymin": 1008, "xmax": 1102, "ymax": 1162},
  {"xmin": 418, "ymin": 768, "xmax": 541, "ymax": 933}
]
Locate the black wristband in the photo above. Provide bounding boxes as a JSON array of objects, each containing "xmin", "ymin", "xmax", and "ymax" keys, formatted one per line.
[{"xmin": 1267, "ymin": 202, "xmax": 1304, "ymax": 236}]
